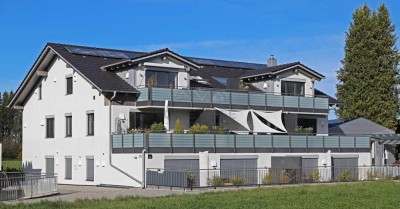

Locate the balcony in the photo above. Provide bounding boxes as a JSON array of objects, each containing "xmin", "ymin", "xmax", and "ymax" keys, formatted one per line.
[
  {"xmin": 112, "ymin": 133, "xmax": 371, "ymax": 154},
  {"xmin": 136, "ymin": 87, "xmax": 329, "ymax": 113}
]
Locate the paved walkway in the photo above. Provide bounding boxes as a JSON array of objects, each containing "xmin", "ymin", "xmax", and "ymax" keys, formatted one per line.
[{"xmin": 7, "ymin": 185, "xmax": 203, "ymax": 204}]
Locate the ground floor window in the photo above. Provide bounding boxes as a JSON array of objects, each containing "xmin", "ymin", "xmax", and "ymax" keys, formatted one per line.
[
  {"xmin": 45, "ymin": 157, "xmax": 54, "ymax": 175},
  {"xmin": 65, "ymin": 157, "xmax": 72, "ymax": 180},
  {"xmin": 86, "ymin": 158, "xmax": 94, "ymax": 181}
]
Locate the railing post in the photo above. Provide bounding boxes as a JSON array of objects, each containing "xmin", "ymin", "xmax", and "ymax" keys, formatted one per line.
[
  {"xmin": 145, "ymin": 133, "xmax": 149, "ymax": 153},
  {"xmin": 148, "ymin": 86, "xmax": 152, "ymax": 106},
  {"xmin": 122, "ymin": 134, "xmax": 124, "ymax": 153},
  {"xmin": 282, "ymin": 95, "xmax": 285, "ymax": 111},
  {"xmin": 338, "ymin": 136, "xmax": 341, "ymax": 152},
  {"xmin": 297, "ymin": 96, "xmax": 300, "ymax": 112},
  {"xmin": 313, "ymin": 97, "xmax": 315, "ymax": 113},
  {"xmin": 234, "ymin": 134, "xmax": 237, "ymax": 153},
  {"xmin": 171, "ymin": 88, "xmax": 173, "ymax": 107},
  {"xmin": 193, "ymin": 134, "xmax": 195, "ymax": 153},
  {"xmin": 271, "ymin": 135, "xmax": 274, "ymax": 153},
  {"xmin": 211, "ymin": 91, "xmax": 213, "ymax": 108},
  {"xmin": 306, "ymin": 135, "xmax": 309, "ymax": 153},
  {"xmin": 265, "ymin": 93, "xmax": 268, "ymax": 111},
  {"xmin": 322, "ymin": 136, "xmax": 325, "ymax": 152},
  {"xmin": 170, "ymin": 134, "xmax": 173, "ymax": 153},
  {"xmin": 229, "ymin": 92, "xmax": 232, "ymax": 109},
  {"xmin": 289, "ymin": 135, "xmax": 292, "ymax": 153},
  {"xmin": 353, "ymin": 137, "xmax": 356, "ymax": 153},
  {"xmin": 214, "ymin": 134, "xmax": 216, "ymax": 153},
  {"xmin": 253, "ymin": 134, "xmax": 256, "ymax": 153},
  {"xmin": 190, "ymin": 89, "xmax": 193, "ymax": 107},
  {"xmin": 247, "ymin": 92, "xmax": 250, "ymax": 109}
]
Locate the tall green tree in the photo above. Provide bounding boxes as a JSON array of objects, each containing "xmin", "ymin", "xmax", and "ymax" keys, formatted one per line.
[
  {"xmin": 336, "ymin": 4, "xmax": 400, "ymax": 129},
  {"xmin": 0, "ymin": 91, "xmax": 22, "ymax": 159}
]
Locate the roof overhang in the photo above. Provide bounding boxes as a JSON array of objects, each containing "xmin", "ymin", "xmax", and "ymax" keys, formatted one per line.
[
  {"xmin": 8, "ymin": 46, "xmax": 56, "ymax": 108},
  {"xmin": 101, "ymin": 49, "xmax": 200, "ymax": 71},
  {"xmin": 241, "ymin": 64, "xmax": 325, "ymax": 81}
]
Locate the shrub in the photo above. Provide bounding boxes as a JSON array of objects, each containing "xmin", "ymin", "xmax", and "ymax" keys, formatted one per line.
[
  {"xmin": 150, "ymin": 122, "xmax": 166, "ymax": 133},
  {"xmin": 280, "ymin": 174, "xmax": 291, "ymax": 184},
  {"xmin": 188, "ymin": 124, "xmax": 209, "ymax": 134},
  {"xmin": 229, "ymin": 176, "xmax": 246, "ymax": 186},
  {"xmin": 262, "ymin": 173, "xmax": 273, "ymax": 184},
  {"xmin": 208, "ymin": 175, "xmax": 225, "ymax": 187},
  {"xmin": 311, "ymin": 169, "xmax": 320, "ymax": 182},
  {"xmin": 338, "ymin": 170, "xmax": 351, "ymax": 182},
  {"xmin": 173, "ymin": 119, "xmax": 184, "ymax": 134},
  {"xmin": 186, "ymin": 172, "xmax": 196, "ymax": 188},
  {"xmin": 366, "ymin": 170, "xmax": 375, "ymax": 181},
  {"xmin": 213, "ymin": 126, "xmax": 225, "ymax": 134}
]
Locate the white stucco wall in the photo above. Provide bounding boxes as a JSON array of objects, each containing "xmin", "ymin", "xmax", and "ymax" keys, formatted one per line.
[{"xmin": 22, "ymin": 57, "xmax": 142, "ymax": 187}]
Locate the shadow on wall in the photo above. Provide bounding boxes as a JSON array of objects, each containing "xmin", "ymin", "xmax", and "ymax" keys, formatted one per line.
[{"xmin": 22, "ymin": 161, "xmax": 42, "ymax": 174}]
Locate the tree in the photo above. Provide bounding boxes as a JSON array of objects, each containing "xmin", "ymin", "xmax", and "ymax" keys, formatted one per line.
[
  {"xmin": 336, "ymin": 4, "xmax": 400, "ymax": 129},
  {"xmin": 0, "ymin": 91, "xmax": 22, "ymax": 159}
]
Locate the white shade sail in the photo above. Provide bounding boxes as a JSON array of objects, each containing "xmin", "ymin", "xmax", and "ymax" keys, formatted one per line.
[
  {"xmin": 215, "ymin": 108, "xmax": 251, "ymax": 131},
  {"xmin": 250, "ymin": 111, "xmax": 283, "ymax": 133},
  {"xmin": 252, "ymin": 110, "xmax": 287, "ymax": 132},
  {"xmin": 164, "ymin": 100, "xmax": 169, "ymax": 130}
]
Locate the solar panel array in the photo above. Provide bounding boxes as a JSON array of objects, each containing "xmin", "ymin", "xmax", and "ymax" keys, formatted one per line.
[
  {"xmin": 65, "ymin": 46, "xmax": 143, "ymax": 59},
  {"xmin": 65, "ymin": 46, "xmax": 266, "ymax": 69}
]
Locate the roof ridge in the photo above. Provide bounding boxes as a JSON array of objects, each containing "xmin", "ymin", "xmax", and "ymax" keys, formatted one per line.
[
  {"xmin": 186, "ymin": 56, "xmax": 267, "ymax": 66},
  {"xmin": 47, "ymin": 42, "xmax": 147, "ymax": 55}
]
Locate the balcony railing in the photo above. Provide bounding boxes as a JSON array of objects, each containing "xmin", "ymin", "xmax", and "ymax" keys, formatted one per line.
[
  {"xmin": 136, "ymin": 87, "xmax": 329, "ymax": 113},
  {"xmin": 111, "ymin": 133, "xmax": 371, "ymax": 154}
]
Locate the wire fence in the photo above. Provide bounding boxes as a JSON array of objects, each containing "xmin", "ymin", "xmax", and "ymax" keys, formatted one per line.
[
  {"xmin": 146, "ymin": 166, "xmax": 400, "ymax": 189},
  {"xmin": 0, "ymin": 173, "xmax": 58, "ymax": 201}
]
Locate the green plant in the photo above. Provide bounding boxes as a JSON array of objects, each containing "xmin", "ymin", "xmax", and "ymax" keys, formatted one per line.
[
  {"xmin": 186, "ymin": 172, "xmax": 196, "ymax": 188},
  {"xmin": 150, "ymin": 122, "xmax": 166, "ymax": 133},
  {"xmin": 280, "ymin": 174, "xmax": 291, "ymax": 184},
  {"xmin": 311, "ymin": 169, "xmax": 320, "ymax": 182},
  {"xmin": 127, "ymin": 128, "xmax": 142, "ymax": 134},
  {"xmin": 262, "ymin": 173, "xmax": 273, "ymax": 184},
  {"xmin": 366, "ymin": 170, "xmax": 376, "ymax": 181},
  {"xmin": 208, "ymin": 175, "xmax": 225, "ymax": 187},
  {"xmin": 173, "ymin": 119, "xmax": 184, "ymax": 134},
  {"xmin": 188, "ymin": 123, "xmax": 209, "ymax": 134},
  {"xmin": 229, "ymin": 176, "xmax": 245, "ymax": 186},
  {"xmin": 338, "ymin": 170, "xmax": 351, "ymax": 182}
]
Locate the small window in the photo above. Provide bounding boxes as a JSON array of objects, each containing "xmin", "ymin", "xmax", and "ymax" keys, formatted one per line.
[
  {"xmin": 65, "ymin": 115, "xmax": 72, "ymax": 137},
  {"xmin": 66, "ymin": 77, "xmax": 73, "ymax": 95},
  {"xmin": 281, "ymin": 81, "xmax": 305, "ymax": 96},
  {"xmin": 65, "ymin": 157, "xmax": 72, "ymax": 180},
  {"xmin": 38, "ymin": 84, "xmax": 42, "ymax": 100},
  {"xmin": 86, "ymin": 158, "xmax": 94, "ymax": 181},
  {"xmin": 46, "ymin": 118, "xmax": 55, "ymax": 138},
  {"xmin": 87, "ymin": 113, "xmax": 94, "ymax": 136}
]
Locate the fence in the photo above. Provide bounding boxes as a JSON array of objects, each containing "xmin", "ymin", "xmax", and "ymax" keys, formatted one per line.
[
  {"xmin": 0, "ymin": 173, "xmax": 58, "ymax": 201},
  {"xmin": 112, "ymin": 133, "xmax": 371, "ymax": 153},
  {"xmin": 136, "ymin": 87, "xmax": 329, "ymax": 113},
  {"xmin": 146, "ymin": 166, "xmax": 400, "ymax": 189}
]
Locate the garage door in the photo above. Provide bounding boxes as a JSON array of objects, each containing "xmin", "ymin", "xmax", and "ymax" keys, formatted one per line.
[
  {"xmin": 332, "ymin": 157, "xmax": 358, "ymax": 181},
  {"xmin": 271, "ymin": 156, "xmax": 302, "ymax": 184},
  {"xmin": 220, "ymin": 158, "xmax": 258, "ymax": 185}
]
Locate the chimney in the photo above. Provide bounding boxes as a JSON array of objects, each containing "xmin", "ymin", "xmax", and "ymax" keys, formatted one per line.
[{"xmin": 267, "ymin": 55, "xmax": 277, "ymax": 67}]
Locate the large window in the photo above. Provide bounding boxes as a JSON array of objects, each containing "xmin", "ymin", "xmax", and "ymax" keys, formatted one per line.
[
  {"xmin": 134, "ymin": 112, "xmax": 163, "ymax": 129},
  {"xmin": 46, "ymin": 117, "xmax": 55, "ymax": 138},
  {"xmin": 87, "ymin": 113, "xmax": 94, "ymax": 136},
  {"xmin": 65, "ymin": 115, "xmax": 72, "ymax": 137},
  {"xmin": 66, "ymin": 77, "xmax": 73, "ymax": 95},
  {"xmin": 145, "ymin": 70, "xmax": 177, "ymax": 88},
  {"xmin": 281, "ymin": 81, "xmax": 305, "ymax": 96}
]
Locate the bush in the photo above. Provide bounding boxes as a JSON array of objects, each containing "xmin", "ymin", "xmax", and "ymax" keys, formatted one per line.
[
  {"xmin": 208, "ymin": 175, "xmax": 225, "ymax": 187},
  {"xmin": 173, "ymin": 119, "xmax": 184, "ymax": 134},
  {"xmin": 186, "ymin": 172, "xmax": 196, "ymax": 188},
  {"xmin": 213, "ymin": 126, "xmax": 225, "ymax": 134},
  {"xmin": 188, "ymin": 124, "xmax": 209, "ymax": 134},
  {"xmin": 366, "ymin": 170, "xmax": 375, "ymax": 181},
  {"xmin": 262, "ymin": 173, "xmax": 273, "ymax": 184},
  {"xmin": 338, "ymin": 170, "xmax": 351, "ymax": 182},
  {"xmin": 311, "ymin": 169, "xmax": 320, "ymax": 182},
  {"xmin": 150, "ymin": 122, "xmax": 166, "ymax": 133},
  {"xmin": 229, "ymin": 176, "xmax": 245, "ymax": 186},
  {"xmin": 280, "ymin": 174, "xmax": 291, "ymax": 184}
]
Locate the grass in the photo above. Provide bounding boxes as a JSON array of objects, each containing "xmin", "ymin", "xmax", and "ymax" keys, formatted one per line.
[
  {"xmin": 1, "ymin": 158, "xmax": 22, "ymax": 170},
  {"xmin": 1, "ymin": 181, "xmax": 400, "ymax": 209}
]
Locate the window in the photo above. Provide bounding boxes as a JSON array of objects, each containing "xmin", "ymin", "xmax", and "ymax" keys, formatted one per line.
[
  {"xmin": 86, "ymin": 158, "xmax": 94, "ymax": 181},
  {"xmin": 145, "ymin": 70, "xmax": 177, "ymax": 88},
  {"xmin": 46, "ymin": 117, "xmax": 55, "ymax": 138},
  {"xmin": 66, "ymin": 77, "xmax": 73, "ymax": 95},
  {"xmin": 65, "ymin": 115, "xmax": 72, "ymax": 137},
  {"xmin": 45, "ymin": 157, "xmax": 54, "ymax": 175},
  {"xmin": 65, "ymin": 157, "xmax": 72, "ymax": 180},
  {"xmin": 87, "ymin": 113, "xmax": 94, "ymax": 136},
  {"xmin": 281, "ymin": 81, "xmax": 305, "ymax": 96},
  {"xmin": 134, "ymin": 112, "xmax": 163, "ymax": 129},
  {"xmin": 38, "ymin": 84, "xmax": 42, "ymax": 100}
]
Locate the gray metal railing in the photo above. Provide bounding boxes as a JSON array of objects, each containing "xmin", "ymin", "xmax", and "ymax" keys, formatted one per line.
[
  {"xmin": 136, "ymin": 87, "xmax": 329, "ymax": 111},
  {"xmin": 112, "ymin": 133, "xmax": 371, "ymax": 153},
  {"xmin": 146, "ymin": 166, "xmax": 400, "ymax": 189},
  {"xmin": 0, "ymin": 173, "xmax": 58, "ymax": 201}
]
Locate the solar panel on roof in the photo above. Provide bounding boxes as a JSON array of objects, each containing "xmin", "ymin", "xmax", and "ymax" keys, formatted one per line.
[
  {"xmin": 65, "ymin": 46, "xmax": 132, "ymax": 59},
  {"xmin": 187, "ymin": 57, "xmax": 265, "ymax": 69}
]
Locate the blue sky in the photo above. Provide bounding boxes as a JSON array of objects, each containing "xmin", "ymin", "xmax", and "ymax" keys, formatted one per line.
[{"xmin": 0, "ymin": 0, "xmax": 399, "ymax": 119}]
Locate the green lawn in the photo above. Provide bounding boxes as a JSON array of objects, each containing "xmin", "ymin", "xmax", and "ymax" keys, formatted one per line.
[
  {"xmin": 1, "ymin": 158, "xmax": 22, "ymax": 170},
  {"xmin": 1, "ymin": 181, "xmax": 400, "ymax": 209}
]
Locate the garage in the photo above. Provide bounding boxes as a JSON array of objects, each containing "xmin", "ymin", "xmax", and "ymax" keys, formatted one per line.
[
  {"xmin": 220, "ymin": 156, "xmax": 258, "ymax": 185},
  {"xmin": 332, "ymin": 155, "xmax": 358, "ymax": 181}
]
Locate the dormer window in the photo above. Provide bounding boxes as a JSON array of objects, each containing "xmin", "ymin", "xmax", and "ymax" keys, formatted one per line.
[
  {"xmin": 145, "ymin": 70, "xmax": 177, "ymax": 88},
  {"xmin": 281, "ymin": 81, "xmax": 305, "ymax": 96},
  {"xmin": 66, "ymin": 77, "xmax": 73, "ymax": 95}
]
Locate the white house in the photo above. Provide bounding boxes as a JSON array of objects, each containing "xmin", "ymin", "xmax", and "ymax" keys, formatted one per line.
[{"xmin": 9, "ymin": 43, "xmax": 373, "ymax": 187}]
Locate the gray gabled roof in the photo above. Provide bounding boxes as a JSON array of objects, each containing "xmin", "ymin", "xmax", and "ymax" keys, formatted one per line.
[{"xmin": 328, "ymin": 117, "xmax": 394, "ymax": 136}]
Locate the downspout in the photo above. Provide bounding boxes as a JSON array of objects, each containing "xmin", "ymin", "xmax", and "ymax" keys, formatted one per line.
[{"xmin": 109, "ymin": 91, "xmax": 142, "ymax": 186}]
